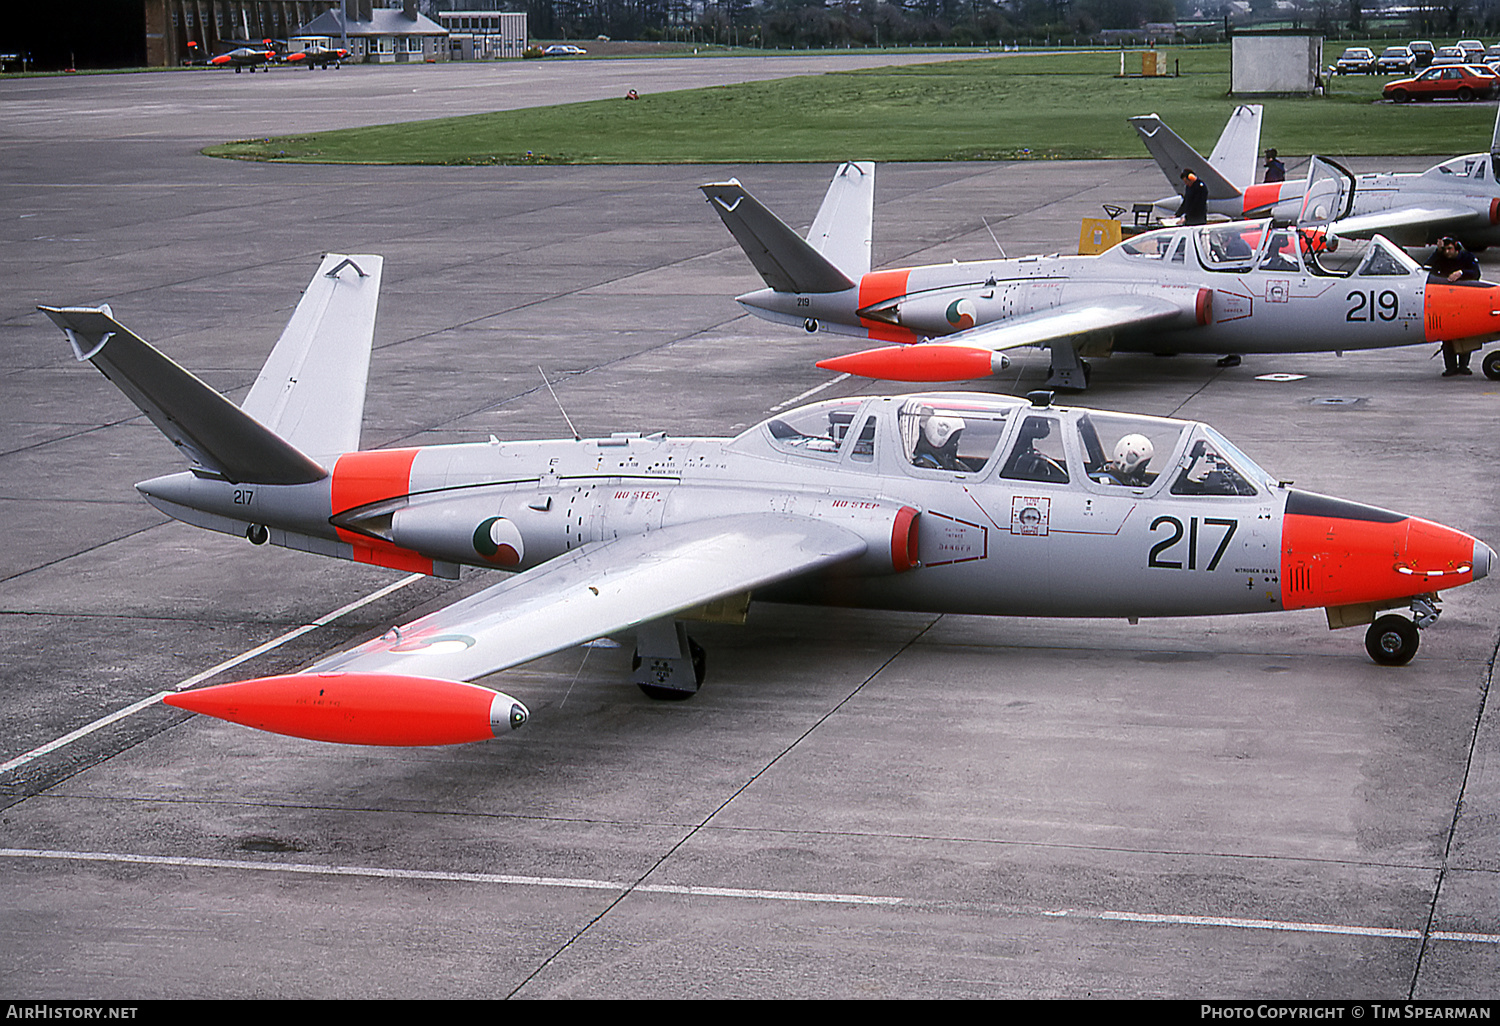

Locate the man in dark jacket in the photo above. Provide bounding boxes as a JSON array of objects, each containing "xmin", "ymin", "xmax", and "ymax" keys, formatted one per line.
[
  {"xmin": 1428, "ymin": 236, "xmax": 1482, "ymax": 376},
  {"xmin": 1177, "ymin": 168, "xmax": 1208, "ymax": 225},
  {"xmin": 1263, "ymin": 148, "xmax": 1286, "ymax": 183}
]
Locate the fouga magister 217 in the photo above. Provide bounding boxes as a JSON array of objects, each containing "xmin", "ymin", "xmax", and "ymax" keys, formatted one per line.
[{"xmin": 40, "ymin": 256, "xmax": 1494, "ymax": 747}]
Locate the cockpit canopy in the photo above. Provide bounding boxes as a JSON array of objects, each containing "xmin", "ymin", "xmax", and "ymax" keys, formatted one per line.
[
  {"xmin": 735, "ymin": 392, "xmax": 1272, "ymax": 497},
  {"xmin": 1111, "ymin": 220, "xmax": 1418, "ymax": 279}
]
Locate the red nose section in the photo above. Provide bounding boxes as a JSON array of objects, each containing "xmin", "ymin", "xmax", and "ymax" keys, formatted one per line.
[
  {"xmin": 818, "ymin": 344, "xmax": 996, "ymax": 382},
  {"xmin": 1280, "ymin": 492, "xmax": 1483, "ymax": 610},
  {"xmin": 1423, "ymin": 280, "xmax": 1500, "ymax": 343},
  {"xmin": 163, "ymin": 673, "xmax": 528, "ymax": 746}
]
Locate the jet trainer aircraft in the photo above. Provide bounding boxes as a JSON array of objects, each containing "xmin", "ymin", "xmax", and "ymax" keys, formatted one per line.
[
  {"xmin": 282, "ymin": 43, "xmax": 349, "ymax": 69},
  {"xmin": 39, "ymin": 255, "xmax": 1493, "ymax": 747},
  {"xmin": 702, "ymin": 164, "xmax": 1500, "ymax": 390},
  {"xmin": 205, "ymin": 44, "xmax": 278, "ymax": 72},
  {"xmin": 1134, "ymin": 105, "xmax": 1500, "ymax": 251}
]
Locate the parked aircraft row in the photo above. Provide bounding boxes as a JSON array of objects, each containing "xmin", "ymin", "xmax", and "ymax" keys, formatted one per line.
[
  {"xmin": 40, "ymin": 244, "xmax": 1493, "ymax": 746},
  {"xmin": 39, "ymin": 102, "xmax": 1500, "ymax": 751},
  {"xmin": 186, "ymin": 39, "xmax": 349, "ymax": 72}
]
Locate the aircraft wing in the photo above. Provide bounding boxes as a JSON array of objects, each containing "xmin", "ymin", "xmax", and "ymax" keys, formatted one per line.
[
  {"xmin": 820, "ymin": 294, "xmax": 1191, "ymax": 381},
  {"xmin": 306, "ymin": 513, "xmax": 867, "ymax": 682},
  {"xmin": 1330, "ymin": 205, "xmax": 1481, "ymax": 240}
]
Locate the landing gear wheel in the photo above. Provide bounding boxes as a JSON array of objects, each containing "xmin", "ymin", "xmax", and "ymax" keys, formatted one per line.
[
  {"xmin": 634, "ymin": 637, "xmax": 706, "ymax": 700},
  {"xmin": 1482, "ymin": 349, "xmax": 1500, "ymax": 380},
  {"xmin": 1366, "ymin": 614, "xmax": 1420, "ymax": 666}
]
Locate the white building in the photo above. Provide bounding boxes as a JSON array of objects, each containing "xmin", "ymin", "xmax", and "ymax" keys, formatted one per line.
[
  {"xmin": 437, "ymin": 10, "xmax": 528, "ymax": 60},
  {"xmin": 300, "ymin": 1, "xmax": 449, "ymax": 63}
]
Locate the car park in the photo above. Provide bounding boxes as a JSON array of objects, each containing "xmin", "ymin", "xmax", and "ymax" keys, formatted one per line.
[
  {"xmin": 1383, "ymin": 63, "xmax": 1500, "ymax": 101},
  {"xmin": 1336, "ymin": 46, "xmax": 1378, "ymax": 73},
  {"xmin": 1377, "ymin": 45, "xmax": 1417, "ymax": 74}
]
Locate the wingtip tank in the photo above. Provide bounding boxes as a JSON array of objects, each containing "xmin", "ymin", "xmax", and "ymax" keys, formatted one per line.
[
  {"xmin": 163, "ymin": 672, "xmax": 528, "ymax": 746},
  {"xmin": 817, "ymin": 344, "xmax": 1004, "ymax": 382}
]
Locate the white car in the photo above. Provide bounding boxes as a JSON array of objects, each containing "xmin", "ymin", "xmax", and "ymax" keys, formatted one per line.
[{"xmin": 542, "ymin": 44, "xmax": 587, "ymax": 56}]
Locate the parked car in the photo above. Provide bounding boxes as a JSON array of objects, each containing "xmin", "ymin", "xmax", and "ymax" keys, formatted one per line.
[
  {"xmin": 541, "ymin": 44, "xmax": 587, "ymax": 55},
  {"xmin": 1336, "ymin": 46, "xmax": 1379, "ymax": 73},
  {"xmin": 1431, "ymin": 46, "xmax": 1467, "ymax": 65},
  {"xmin": 1409, "ymin": 40, "xmax": 1436, "ymax": 66},
  {"xmin": 1384, "ymin": 63, "xmax": 1500, "ymax": 102},
  {"xmin": 1457, "ymin": 38, "xmax": 1486, "ymax": 61},
  {"xmin": 1377, "ymin": 45, "xmax": 1417, "ymax": 74}
]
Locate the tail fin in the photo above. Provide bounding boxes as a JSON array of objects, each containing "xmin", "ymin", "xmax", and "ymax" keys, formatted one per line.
[
  {"xmin": 1129, "ymin": 113, "xmax": 1243, "ymax": 200},
  {"xmin": 40, "ymin": 304, "xmax": 327, "ymax": 485},
  {"xmin": 241, "ymin": 254, "xmax": 382, "ymax": 460},
  {"xmin": 805, "ymin": 161, "xmax": 874, "ymax": 279},
  {"xmin": 1205, "ymin": 104, "xmax": 1263, "ymax": 190},
  {"xmin": 701, "ymin": 163, "xmax": 871, "ymax": 294},
  {"xmin": 37, "ymin": 253, "xmax": 381, "ymax": 486}
]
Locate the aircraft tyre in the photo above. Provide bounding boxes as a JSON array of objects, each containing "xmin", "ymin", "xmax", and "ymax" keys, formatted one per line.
[
  {"xmin": 634, "ymin": 637, "xmax": 706, "ymax": 700},
  {"xmin": 1365, "ymin": 614, "xmax": 1420, "ymax": 666},
  {"xmin": 1484, "ymin": 349, "xmax": 1500, "ymax": 380}
]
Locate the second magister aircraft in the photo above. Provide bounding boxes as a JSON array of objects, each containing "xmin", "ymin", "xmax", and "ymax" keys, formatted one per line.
[{"xmin": 703, "ymin": 163, "xmax": 1500, "ymax": 389}]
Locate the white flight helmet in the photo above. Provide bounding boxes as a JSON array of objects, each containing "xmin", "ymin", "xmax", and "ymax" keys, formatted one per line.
[
  {"xmin": 1112, "ymin": 433, "xmax": 1153, "ymax": 473},
  {"xmin": 924, "ymin": 416, "xmax": 965, "ymax": 448}
]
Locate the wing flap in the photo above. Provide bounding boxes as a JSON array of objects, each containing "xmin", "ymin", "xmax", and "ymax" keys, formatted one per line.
[{"xmin": 308, "ymin": 513, "xmax": 867, "ymax": 682}]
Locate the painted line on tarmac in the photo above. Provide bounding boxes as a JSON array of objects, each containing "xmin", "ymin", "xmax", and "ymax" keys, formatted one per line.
[
  {"xmin": 0, "ymin": 849, "xmax": 903, "ymax": 907},
  {"xmin": 768, "ymin": 374, "xmax": 851, "ymax": 413},
  {"xmin": 4, "ymin": 847, "xmax": 1500, "ymax": 943},
  {"xmin": 0, "ymin": 573, "xmax": 427, "ymax": 778},
  {"xmin": 1042, "ymin": 907, "xmax": 1500, "ymax": 944}
]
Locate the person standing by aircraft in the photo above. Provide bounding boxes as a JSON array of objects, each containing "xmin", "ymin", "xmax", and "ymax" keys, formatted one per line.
[
  {"xmin": 1263, "ymin": 148, "xmax": 1286, "ymax": 183},
  {"xmin": 1177, "ymin": 168, "xmax": 1208, "ymax": 225},
  {"xmin": 1428, "ymin": 236, "xmax": 1483, "ymax": 376}
]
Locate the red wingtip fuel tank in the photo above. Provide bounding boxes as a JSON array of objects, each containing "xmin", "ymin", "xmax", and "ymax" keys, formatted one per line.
[
  {"xmin": 1280, "ymin": 491, "xmax": 1494, "ymax": 611},
  {"xmin": 163, "ymin": 673, "xmax": 529, "ymax": 746},
  {"xmin": 817, "ymin": 344, "xmax": 1002, "ymax": 382},
  {"xmin": 1424, "ymin": 279, "xmax": 1500, "ymax": 343}
]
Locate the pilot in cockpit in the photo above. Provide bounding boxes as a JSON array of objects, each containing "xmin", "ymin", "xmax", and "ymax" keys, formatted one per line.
[
  {"xmin": 1099, "ymin": 433, "xmax": 1154, "ymax": 486},
  {"xmin": 912, "ymin": 414, "xmax": 966, "ymax": 471}
]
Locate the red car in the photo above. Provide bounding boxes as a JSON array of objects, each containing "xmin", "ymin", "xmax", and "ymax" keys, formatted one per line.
[{"xmin": 1384, "ymin": 63, "xmax": 1499, "ymax": 101}]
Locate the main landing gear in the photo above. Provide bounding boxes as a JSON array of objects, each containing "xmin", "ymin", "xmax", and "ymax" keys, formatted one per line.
[
  {"xmin": 632, "ymin": 618, "xmax": 706, "ymax": 700},
  {"xmin": 1363, "ymin": 596, "xmax": 1439, "ymax": 666}
]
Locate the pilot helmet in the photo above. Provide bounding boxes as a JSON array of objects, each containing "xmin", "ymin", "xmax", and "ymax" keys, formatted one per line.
[
  {"xmin": 1112, "ymin": 433, "xmax": 1154, "ymax": 473},
  {"xmin": 924, "ymin": 416, "xmax": 965, "ymax": 449}
]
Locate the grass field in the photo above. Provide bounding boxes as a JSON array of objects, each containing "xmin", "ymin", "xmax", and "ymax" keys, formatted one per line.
[{"xmin": 205, "ymin": 46, "xmax": 1500, "ymax": 165}]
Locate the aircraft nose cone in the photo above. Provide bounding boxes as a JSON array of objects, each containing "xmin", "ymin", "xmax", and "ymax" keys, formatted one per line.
[{"xmin": 1473, "ymin": 540, "xmax": 1495, "ymax": 582}]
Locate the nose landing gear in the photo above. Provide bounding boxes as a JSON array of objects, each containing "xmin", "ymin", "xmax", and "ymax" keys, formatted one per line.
[{"xmin": 1364, "ymin": 596, "xmax": 1439, "ymax": 666}]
